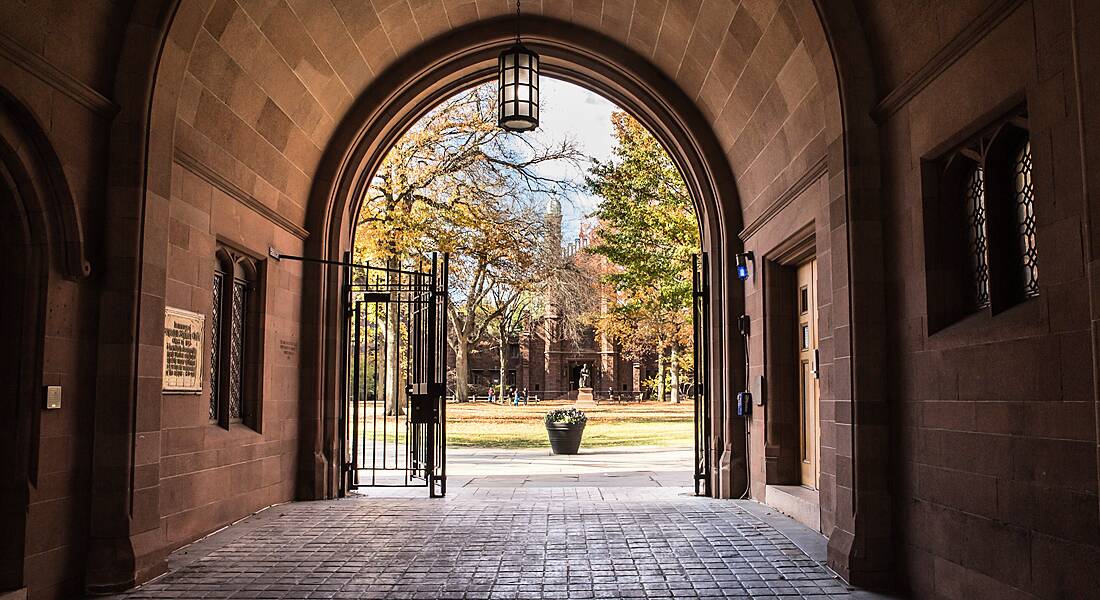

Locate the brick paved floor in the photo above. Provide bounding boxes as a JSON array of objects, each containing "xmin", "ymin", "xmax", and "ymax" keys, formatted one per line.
[{"xmin": 112, "ymin": 486, "xmax": 869, "ymax": 599}]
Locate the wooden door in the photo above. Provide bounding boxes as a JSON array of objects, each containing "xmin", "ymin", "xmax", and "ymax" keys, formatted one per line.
[{"xmin": 797, "ymin": 259, "xmax": 820, "ymax": 488}]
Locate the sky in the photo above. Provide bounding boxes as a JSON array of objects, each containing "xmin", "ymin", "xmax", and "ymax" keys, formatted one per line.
[{"xmin": 526, "ymin": 76, "xmax": 619, "ymax": 241}]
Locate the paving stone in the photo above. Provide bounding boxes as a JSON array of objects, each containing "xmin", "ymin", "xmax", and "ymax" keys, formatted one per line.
[{"xmin": 113, "ymin": 487, "xmax": 850, "ymax": 599}]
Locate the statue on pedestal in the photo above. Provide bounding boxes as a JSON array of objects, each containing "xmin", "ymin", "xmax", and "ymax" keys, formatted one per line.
[{"xmin": 579, "ymin": 364, "xmax": 590, "ymax": 389}]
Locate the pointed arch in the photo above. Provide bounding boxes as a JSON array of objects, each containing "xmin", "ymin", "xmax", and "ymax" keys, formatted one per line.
[{"xmin": 0, "ymin": 88, "xmax": 90, "ymax": 279}]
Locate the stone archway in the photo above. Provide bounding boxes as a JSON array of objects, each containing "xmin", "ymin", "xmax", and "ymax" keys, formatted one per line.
[
  {"xmin": 296, "ymin": 18, "xmax": 744, "ymax": 505},
  {"xmin": 0, "ymin": 90, "xmax": 82, "ymax": 596},
  {"xmin": 95, "ymin": 0, "xmax": 890, "ymax": 590}
]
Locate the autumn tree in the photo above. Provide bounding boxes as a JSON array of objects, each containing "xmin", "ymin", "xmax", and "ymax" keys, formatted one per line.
[
  {"xmin": 354, "ymin": 83, "xmax": 582, "ymax": 407},
  {"xmin": 585, "ymin": 111, "xmax": 699, "ymax": 402},
  {"xmin": 486, "ymin": 284, "xmax": 532, "ymax": 400},
  {"xmin": 436, "ymin": 196, "xmax": 545, "ymax": 403}
]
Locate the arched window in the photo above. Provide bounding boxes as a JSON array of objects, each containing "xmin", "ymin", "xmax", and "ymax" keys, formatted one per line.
[
  {"xmin": 923, "ymin": 107, "xmax": 1039, "ymax": 331},
  {"xmin": 211, "ymin": 247, "xmax": 262, "ymax": 429}
]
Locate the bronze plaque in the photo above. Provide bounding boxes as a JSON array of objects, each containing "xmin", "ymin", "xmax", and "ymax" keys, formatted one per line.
[{"xmin": 163, "ymin": 306, "xmax": 205, "ymax": 393}]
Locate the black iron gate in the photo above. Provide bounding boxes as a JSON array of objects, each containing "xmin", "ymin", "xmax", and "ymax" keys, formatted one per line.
[
  {"xmin": 692, "ymin": 253, "xmax": 711, "ymax": 496},
  {"xmin": 342, "ymin": 253, "xmax": 449, "ymax": 497}
]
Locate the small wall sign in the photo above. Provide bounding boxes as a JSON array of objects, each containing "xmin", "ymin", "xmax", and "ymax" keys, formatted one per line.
[
  {"xmin": 280, "ymin": 339, "xmax": 297, "ymax": 358},
  {"xmin": 163, "ymin": 306, "xmax": 205, "ymax": 393},
  {"xmin": 45, "ymin": 385, "xmax": 62, "ymax": 409}
]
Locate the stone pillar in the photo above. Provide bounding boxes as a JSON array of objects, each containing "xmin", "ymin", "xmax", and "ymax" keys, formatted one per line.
[
  {"xmin": 599, "ymin": 327, "xmax": 615, "ymax": 393},
  {"xmin": 544, "ymin": 321, "xmax": 563, "ymax": 399}
]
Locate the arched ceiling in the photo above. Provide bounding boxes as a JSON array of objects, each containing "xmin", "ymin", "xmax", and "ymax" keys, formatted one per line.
[{"xmin": 174, "ymin": 0, "xmax": 834, "ymax": 236}]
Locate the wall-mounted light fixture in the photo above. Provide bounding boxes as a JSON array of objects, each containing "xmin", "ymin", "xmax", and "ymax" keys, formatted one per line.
[
  {"xmin": 497, "ymin": 0, "xmax": 539, "ymax": 132},
  {"xmin": 735, "ymin": 251, "xmax": 755, "ymax": 282}
]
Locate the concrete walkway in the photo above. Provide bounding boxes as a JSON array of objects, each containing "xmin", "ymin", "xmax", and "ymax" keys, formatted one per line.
[{"xmin": 447, "ymin": 445, "xmax": 693, "ymax": 488}]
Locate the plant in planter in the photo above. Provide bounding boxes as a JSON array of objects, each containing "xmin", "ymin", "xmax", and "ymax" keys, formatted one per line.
[{"xmin": 544, "ymin": 407, "xmax": 587, "ymax": 455}]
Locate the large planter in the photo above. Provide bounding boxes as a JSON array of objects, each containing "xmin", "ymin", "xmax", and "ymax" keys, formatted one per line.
[{"xmin": 545, "ymin": 421, "xmax": 586, "ymax": 455}]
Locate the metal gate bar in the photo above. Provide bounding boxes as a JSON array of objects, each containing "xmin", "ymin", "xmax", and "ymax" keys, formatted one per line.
[
  {"xmin": 342, "ymin": 253, "xmax": 448, "ymax": 497},
  {"xmin": 263, "ymin": 247, "xmax": 446, "ymax": 498},
  {"xmin": 693, "ymin": 253, "xmax": 712, "ymax": 497}
]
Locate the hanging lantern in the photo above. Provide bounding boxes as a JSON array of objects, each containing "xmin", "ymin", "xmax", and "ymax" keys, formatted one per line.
[
  {"xmin": 497, "ymin": 44, "xmax": 539, "ymax": 132},
  {"xmin": 497, "ymin": 1, "xmax": 539, "ymax": 132}
]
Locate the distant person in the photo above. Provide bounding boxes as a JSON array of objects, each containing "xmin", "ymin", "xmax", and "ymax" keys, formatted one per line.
[
  {"xmin": 522, "ymin": 387, "xmax": 529, "ymax": 406},
  {"xmin": 487, "ymin": 387, "xmax": 494, "ymax": 403},
  {"xmin": 510, "ymin": 385, "xmax": 519, "ymax": 406}
]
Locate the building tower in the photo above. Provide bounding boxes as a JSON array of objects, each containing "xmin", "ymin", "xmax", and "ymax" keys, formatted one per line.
[
  {"xmin": 542, "ymin": 198, "xmax": 564, "ymax": 396},
  {"xmin": 544, "ymin": 197, "xmax": 562, "ymax": 257}
]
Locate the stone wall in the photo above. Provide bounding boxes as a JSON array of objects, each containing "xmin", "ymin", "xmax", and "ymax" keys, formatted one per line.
[
  {"xmin": 0, "ymin": 1, "xmax": 1098, "ymax": 598},
  {"xmin": 862, "ymin": 1, "xmax": 1099, "ymax": 596},
  {"xmin": 0, "ymin": 1, "xmax": 127, "ymax": 597},
  {"xmin": 159, "ymin": 160, "xmax": 303, "ymax": 552}
]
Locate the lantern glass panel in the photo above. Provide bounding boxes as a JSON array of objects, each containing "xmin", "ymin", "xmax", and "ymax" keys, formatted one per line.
[{"xmin": 497, "ymin": 44, "xmax": 539, "ymax": 131}]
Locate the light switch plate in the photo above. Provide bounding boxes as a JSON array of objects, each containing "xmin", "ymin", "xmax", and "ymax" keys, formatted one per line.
[{"xmin": 45, "ymin": 385, "xmax": 62, "ymax": 410}]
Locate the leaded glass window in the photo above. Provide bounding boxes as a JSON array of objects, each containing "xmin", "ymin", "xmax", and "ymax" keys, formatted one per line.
[
  {"xmin": 964, "ymin": 165, "xmax": 990, "ymax": 309},
  {"xmin": 927, "ymin": 109, "xmax": 1039, "ymax": 331},
  {"xmin": 210, "ymin": 271, "xmax": 223, "ymax": 421},
  {"xmin": 229, "ymin": 279, "xmax": 247, "ymax": 420},
  {"xmin": 210, "ymin": 247, "xmax": 260, "ymax": 429},
  {"xmin": 1014, "ymin": 141, "xmax": 1039, "ymax": 298}
]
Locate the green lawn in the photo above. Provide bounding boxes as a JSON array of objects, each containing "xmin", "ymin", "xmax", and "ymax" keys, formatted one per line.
[{"xmin": 444, "ymin": 399, "xmax": 694, "ymax": 448}]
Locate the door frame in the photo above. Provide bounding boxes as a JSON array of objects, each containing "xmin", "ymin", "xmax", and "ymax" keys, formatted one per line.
[
  {"xmin": 796, "ymin": 258, "xmax": 820, "ymax": 489},
  {"xmin": 762, "ymin": 230, "xmax": 817, "ymax": 488}
]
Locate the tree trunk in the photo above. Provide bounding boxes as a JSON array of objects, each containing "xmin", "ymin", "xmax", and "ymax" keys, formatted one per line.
[
  {"xmin": 670, "ymin": 343, "xmax": 680, "ymax": 404},
  {"xmin": 384, "ymin": 294, "xmax": 406, "ymax": 416},
  {"xmin": 498, "ymin": 338, "xmax": 508, "ymax": 402},
  {"xmin": 656, "ymin": 351, "xmax": 665, "ymax": 402},
  {"xmin": 453, "ymin": 337, "xmax": 470, "ymax": 402}
]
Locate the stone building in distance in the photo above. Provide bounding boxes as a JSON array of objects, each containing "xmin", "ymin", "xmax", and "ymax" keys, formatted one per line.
[{"xmin": 461, "ymin": 198, "xmax": 652, "ymax": 400}]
